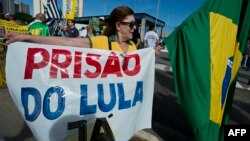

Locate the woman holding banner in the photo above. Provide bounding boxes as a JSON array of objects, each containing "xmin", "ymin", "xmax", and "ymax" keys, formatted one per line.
[
  {"xmin": 4, "ymin": 5, "xmax": 162, "ymax": 141},
  {"xmin": 4, "ymin": 6, "xmax": 161, "ymax": 55}
]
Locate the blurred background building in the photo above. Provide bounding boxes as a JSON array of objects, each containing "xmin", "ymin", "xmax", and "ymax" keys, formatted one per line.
[
  {"xmin": 33, "ymin": 0, "xmax": 48, "ymax": 15},
  {"xmin": 0, "ymin": 0, "xmax": 29, "ymax": 15},
  {"xmin": 15, "ymin": 1, "xmax": 29, "ymax": 13}
]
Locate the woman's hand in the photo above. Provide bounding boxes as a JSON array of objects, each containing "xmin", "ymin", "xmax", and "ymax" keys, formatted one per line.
[
  {"xmin": 4, "ymin": 32, "xmax": 27, "ymax": 44},
  {"xmin": 155, "ymin": 44, "xmax": 162, "ymax": 56}
]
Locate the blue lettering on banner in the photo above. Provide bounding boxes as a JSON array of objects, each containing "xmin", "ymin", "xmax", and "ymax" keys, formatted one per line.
[
  {"xmin": 21, "ymin": 87, "xmax": 42, "ymax": 122},
  {"xmin": 43, "ymin": 87, "xmax": 65, "ymax": 120},
  {"xmin": 132, "ymin": 81, "xmax": 143, "ymax": 106},
  {"xmin": 80, "ymin": 81, "xmax": 144, "ymax": 115},
  {"xmin": 98, "ymin": 84, "xmax": 116, "ymax": 112},
  {"xmin": 117, "ymin": 83, "xmax": 131, "ymax": 110},
  {"xmin": 21, "ymin": 86, "xmax": 65, "ymax": 121},
  {"xmin": 80, "ymin": 84, "xmax": 97, "ymax": 115},
  {"xmin": 21, "ymin": 81, "xmax": 144, "ymax": 121}
]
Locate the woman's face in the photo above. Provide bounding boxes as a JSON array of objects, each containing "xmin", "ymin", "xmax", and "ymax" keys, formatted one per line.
[{"xmin": 116, "ymin": 15, "xmax": 136, "ymax": 41}]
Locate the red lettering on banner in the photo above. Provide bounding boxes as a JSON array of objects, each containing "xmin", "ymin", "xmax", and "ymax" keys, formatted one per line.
[
  {"xmin": 24, "ymin": 48, "xmax": 49, "ymax": 79},
  {"xmin": 84, "ymin": 53, "xmax": 102, "ymax": 78},
  {"xmin": 123, "ymin": 54, "xmax": 141, "ymax": 76},
  {"xmin": 101, "ymin": 52, "xmax": 122, "ymax": 78},
  {"xmin": 49, "ymin": 49, "xmax": 72, "ymax": 78},
  {"xmin": 73, "ymin": 51, "xmax": 82, "ymax": 78},
  {"xmin": 24, "ymin": 48, "xmax": 141, "ymax": 79}
]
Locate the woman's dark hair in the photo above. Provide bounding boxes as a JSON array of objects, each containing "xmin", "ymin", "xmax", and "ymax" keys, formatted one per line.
[{"xmin": 103, "ymin": 6, "xmax": 134, "ymax": 36}]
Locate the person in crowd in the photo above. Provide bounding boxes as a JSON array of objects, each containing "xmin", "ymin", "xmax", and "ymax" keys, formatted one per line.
[
  {"xmin": 241, "ymin": 51, "xmax": 248, "ymax": 68},
  {"xmin": 132, "ymin": 24, "xmax": 142, "ymax": 49},
  {"xmin": 98, "ymin": 16, "xmax": 107, "ymax": 35},
  {"xmin": 64, "ymin": 19, "xmax": 79, "ymax": 38},
  {"xmin": 50, "ymin": 19, "xmax": 65, "ymax": 36},
  {"xmin": 28, "ymin": 13, "xmax": 50, "ymax": 36},
  {"xmin": 86, "ymin": 24, "xmax": 95, "ymax": 37},
  {"xmin": 144, "ymin": 24, "xmax": 159, "ymax": 49},
  {"xmin": 245, "ymin": 39, "xmax": 250, "ymax": 71},
  {"xmin": 89, "ymin": 17, "xmax": 100, "ymax": 36},
  {"xmin": 4, "ymin": 13, "xmax": 18, "ymax": 24},
  {"xmin": 79, "ymin": 26, "xmax": 87, "ymax": 38},
  {"xmin": 4, "ymin": 5, "xmax": 161, "ymax": 55}
]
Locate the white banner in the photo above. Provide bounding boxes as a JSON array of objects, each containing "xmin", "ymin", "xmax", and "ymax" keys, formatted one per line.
[{"xmin": 5, "ymin": 42, "xmax": 155, "ymax": 141}]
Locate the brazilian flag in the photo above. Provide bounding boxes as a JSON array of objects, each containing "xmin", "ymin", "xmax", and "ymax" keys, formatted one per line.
[{"xmin": 164, "ymin": 0, "xmax": 250, "ymax": 141}]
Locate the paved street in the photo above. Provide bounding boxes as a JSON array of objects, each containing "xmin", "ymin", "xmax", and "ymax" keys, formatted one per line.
[{"xmin": 0, "ymin": 51, "xmax": 250, "ymax": 141}]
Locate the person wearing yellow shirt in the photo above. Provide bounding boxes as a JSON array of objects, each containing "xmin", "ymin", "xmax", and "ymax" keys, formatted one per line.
[{"xmin": 4, "ymin": 5, "xmax": 162, "ymax": 141}]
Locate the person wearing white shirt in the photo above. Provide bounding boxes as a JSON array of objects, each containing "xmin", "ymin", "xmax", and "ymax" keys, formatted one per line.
[{"xmin": 144, "ymin": 24, "xmax": 159, "ymax": 48}]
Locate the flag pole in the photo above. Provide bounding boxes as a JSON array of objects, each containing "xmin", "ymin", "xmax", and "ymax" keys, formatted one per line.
[
  {"xmin": 155, "ymin": 0, "xmax": 160, "ymax": 28},
  {"xmin": 104, "ymin": 0, "xmax": 107, "ymax": 15}
]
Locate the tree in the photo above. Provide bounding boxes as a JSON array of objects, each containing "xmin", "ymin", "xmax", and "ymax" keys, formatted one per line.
[
  {"xmin": 0, "ymin": 13, "xmax": 5, "ymax": 19},
  {"xmin": 14, "ymin": 12, "xmax": 34, "ymax": 24}
]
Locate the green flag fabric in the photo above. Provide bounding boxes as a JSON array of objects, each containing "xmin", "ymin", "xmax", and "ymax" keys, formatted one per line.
[{"xmin": 164, "ymin": 0, "xmax": 250, "ymax": 141}]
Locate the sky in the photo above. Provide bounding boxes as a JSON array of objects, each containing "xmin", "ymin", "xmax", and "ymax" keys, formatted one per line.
[
  {"xmin": 15, "ymin": 0, "xmax": 206, "ymax": 33},
  {"xmin": 84, "ymin": 0, "xmax": 206, "ymax": 33}
]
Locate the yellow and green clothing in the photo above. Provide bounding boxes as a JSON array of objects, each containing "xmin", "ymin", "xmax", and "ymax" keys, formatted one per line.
[
  {"xmin": 90, "ymin": 35, "xmax": 137, "ymax": 52},
  {"xmin": 28, "ymin": 20, "xmax": 50, "ymax": 36}
]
